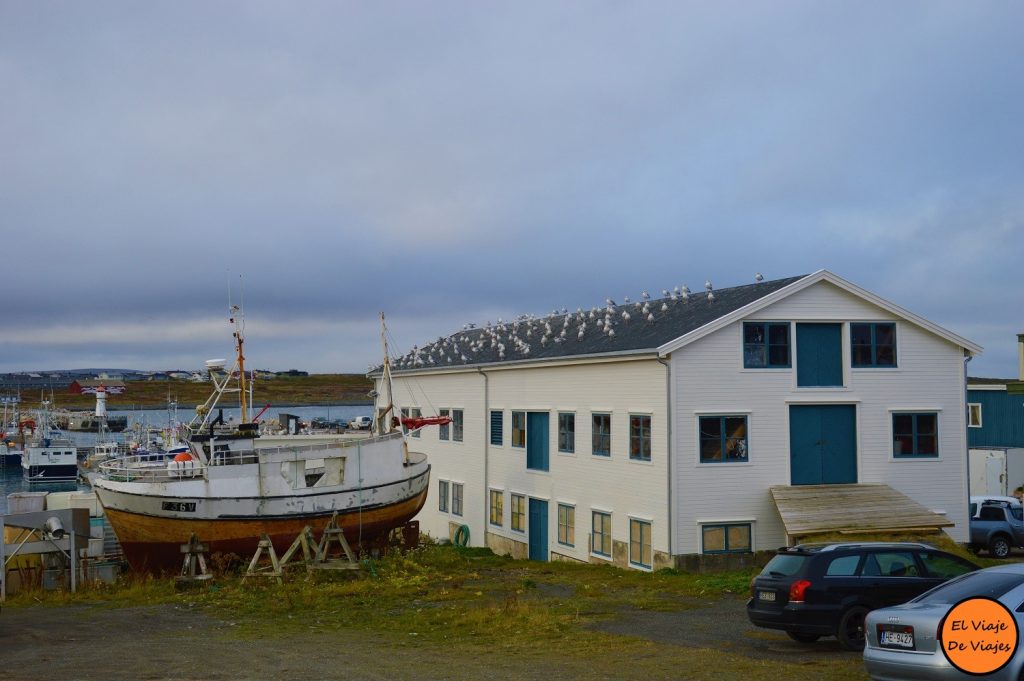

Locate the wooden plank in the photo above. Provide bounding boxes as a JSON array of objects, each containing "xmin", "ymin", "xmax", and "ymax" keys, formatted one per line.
[{"xmin": 770, "ymin": 484, "xmax": 954, "ymax": 538}]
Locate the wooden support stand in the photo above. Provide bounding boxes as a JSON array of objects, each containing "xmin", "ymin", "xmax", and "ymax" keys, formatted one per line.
[
  {"xmin": 278, "ymin": 526, "xmax": 319, "ymax": 575},
  {"xmin": 310, "ymin": 512, "xmax": 359, "ymax": 572},
  {"xmin": 243, "ymin": 533, "xmax": 283, "ymax": 584},
  {"xmin": 175, "ymin": 533, "xmax": 212, "ymax": 589}
]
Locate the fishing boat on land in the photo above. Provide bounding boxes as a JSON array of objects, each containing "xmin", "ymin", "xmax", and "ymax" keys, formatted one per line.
[{"xmin": 92, "ymin": 307, "xmax": 439, "ymax": 571}]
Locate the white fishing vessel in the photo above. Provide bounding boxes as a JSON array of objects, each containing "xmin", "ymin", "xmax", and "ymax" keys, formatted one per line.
[
  {"xmin": 21, "ymin": 401, "xmax": 79, "ymax": 483},
  {"xmin": 92, "ymin": 307, "xmax": 438, "ymax": 571}
]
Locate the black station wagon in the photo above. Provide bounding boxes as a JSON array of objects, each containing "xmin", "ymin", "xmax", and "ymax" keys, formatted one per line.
[{"xmin": 746, "ymin": 542, "xmax": 979, "ymax": 651}]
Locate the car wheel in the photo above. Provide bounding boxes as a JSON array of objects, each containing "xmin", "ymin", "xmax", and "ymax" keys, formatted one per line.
[
  {"xmin": 837, "ymin": 605, "xmax": 869, "ymax": 651},
  {"xmin": 786, "ymin": 631, "xmax": 821, "ymax": 644},
  {"xmin": 989, "ymin": 536, "xmax": 1012, "ymax": 559}
]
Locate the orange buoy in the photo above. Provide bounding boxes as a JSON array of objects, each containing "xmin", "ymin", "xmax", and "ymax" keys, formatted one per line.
[{"xmin": 173, "ymin": 452, "xmax": 193, "ymax": 462}]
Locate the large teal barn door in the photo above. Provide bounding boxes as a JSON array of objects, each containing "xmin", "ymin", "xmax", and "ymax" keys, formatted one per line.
[{"xmin": 789, "ymin": 404, "xmax": 857, "ymax": 485}]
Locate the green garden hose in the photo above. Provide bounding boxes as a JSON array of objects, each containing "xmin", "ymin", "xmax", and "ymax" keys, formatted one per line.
[{"xmin": 453, "ymin": 524, "xmax": 470, "ymax": 547}]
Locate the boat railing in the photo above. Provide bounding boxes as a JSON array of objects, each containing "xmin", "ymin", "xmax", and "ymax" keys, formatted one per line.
[{"xmin": 97, "ymin": 432, "xmax": 407, "ymax": 482}]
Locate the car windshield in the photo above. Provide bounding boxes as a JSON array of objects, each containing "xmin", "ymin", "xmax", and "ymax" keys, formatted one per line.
[
  {"xmin": 760, "ymin": 554, "xmax": 807, "ymax": 577},
  {"xmin": 914, "ymin": 571, "xmax": 1024, "ymax": 605}
]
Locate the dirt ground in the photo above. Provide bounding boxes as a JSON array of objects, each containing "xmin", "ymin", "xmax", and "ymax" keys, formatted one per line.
[{"xmin": 0, "ymin": 596, "xmax": 864, "ymax": 681}]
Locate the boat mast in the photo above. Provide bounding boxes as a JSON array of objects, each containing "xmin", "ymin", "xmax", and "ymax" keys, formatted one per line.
[
  {"xmin": 230, "ymin": 302, "xmax": 248, "ymax": 425},
  {"xmin": 375, "ymin": 312, "xmax": 396, "ymax": 435}
]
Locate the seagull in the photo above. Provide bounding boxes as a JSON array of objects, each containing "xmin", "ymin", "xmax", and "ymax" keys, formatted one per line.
[
  {"xmin": 705, "ymin": 280, "xmax": 713, "ymax": 292},
  {"xmin": 755, "ymin": 272, "xmax": 764, "ymax": 282},
  {"xmin": 642, "ymin": 290, "xmax": 650, "ymax": 300},
  {"xmin": 647, "ymin": 313, "xmax": 655, "ymax": 323},
  {"xmin": 707, "ymin": 291, "xmax": 715, "ymax": 302}
]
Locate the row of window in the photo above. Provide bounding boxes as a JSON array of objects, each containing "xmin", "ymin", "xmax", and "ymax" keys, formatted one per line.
[
  {"xmin": 699, "ymin": 411, "xmax": 940, "ymax": 463},
  {"xmin": 484, "ymin": 491, "xmax": 654, "ymax": 568},
  {"xmin": 491, "ymin": 410, "xmax": 653, "ymax": 461},
  {"xmin": 436, "ymin": 408, "xmax": 938, "ymax": 462},
  {"xmin": 743, "ymin": 321, "xmax": 897, "ymax": 369},
  {"xmin": 457, "ymin": 482, "xmax": 753, "ymax": 557}
]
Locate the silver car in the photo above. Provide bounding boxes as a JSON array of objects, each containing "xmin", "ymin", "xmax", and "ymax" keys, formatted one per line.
[{"xmin": 863, "ymin": 563, "xmax": 1024, "ymax": 680}]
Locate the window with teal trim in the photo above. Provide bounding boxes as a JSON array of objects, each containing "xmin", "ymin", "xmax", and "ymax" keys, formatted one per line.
[
  {"xmin": 702, "ymin": 523, "xmax": 751, "ymax": 554},
  {"xmin": 452, "ymin": 409, "xmax": 464, "ymax": 442},
  {"xmin": 743, "ymin": 322, "xmax": 790, "ymax": 368},
  {"xmin": 558, "ymin": 412, "xmax": 575, "ymax": 453},
  {"xmin": 490, "ymin": 410, "xmax": 503, "ymax": 445},
  {"xmin": 851, "ymin": 322, "xmax": 897, "ymax": 367},
  {"xmin": 438, "ymin": 480, "xmax": 449, "ymax": 513},
  {"xmin": 592, "ymin": 413, "xmax": 611, "ymax": 457},
  {"xmin": 557, "ymin": 504, "xmax": 575, "ymax": 546},
  {"xmin": 893, "ymin": 413, "xmax": 938, "ymax": 457},
  {"xmin": 629, "ymin": 415, "xmax": 651, "ymax": 461},
  {"xmin": 439, "ymin": 408, "xmax": 450, "ymax": 441},
  {"xmin": 452, "ymin": 482, "xmax": 464, "ymax": 516},
  {"xmin": 629, "ymin": 519, "xmax": 652, "ymax": 568},
  {"xmin": 511, "ymin": 411, "xmax": 526, "ymax": 448},
  {"xmin": 592, "ymin": 511, "xmax": 611, "ymax": 557},
  {"xmin": 699, "ymin": 416, "xmax": 748, "ymax": 462}
]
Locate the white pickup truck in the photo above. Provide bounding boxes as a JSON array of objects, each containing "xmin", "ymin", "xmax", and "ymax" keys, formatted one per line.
[{"xmin": 349, "ymin": 416, "xmax": 372, "ymax": 430}]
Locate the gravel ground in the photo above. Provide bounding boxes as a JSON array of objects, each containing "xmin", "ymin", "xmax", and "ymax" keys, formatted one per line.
[
  {"xmin": 0, "ymin": 596, "xmax": 863, "ymax": 681},
  {"xmin": 588, "ymin": 594, "xmax": 859, "ymax": 661}
]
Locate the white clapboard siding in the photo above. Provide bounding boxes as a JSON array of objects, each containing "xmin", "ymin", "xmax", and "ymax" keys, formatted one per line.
[
  {"xmin": 385, "ymin": 358, "xmax": 669, "ymax": 564},
  {"xmin": 671, "ymin": 281, "xmax": 970, "ymax": 554}
]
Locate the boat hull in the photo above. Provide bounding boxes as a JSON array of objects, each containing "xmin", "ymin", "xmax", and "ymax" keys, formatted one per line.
[
  {"xmin": 23, "ymin": 463, "xmax": 79, "ymax": 483},
  {"xmin": 103, "ymin": 481, "xmax": 429, "ymax": 571}
]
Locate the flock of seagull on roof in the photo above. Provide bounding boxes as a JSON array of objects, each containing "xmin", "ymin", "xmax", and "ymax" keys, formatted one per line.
[{"xmin": 390, "ymin": 274, "xmax": 765, "ymax": 370}]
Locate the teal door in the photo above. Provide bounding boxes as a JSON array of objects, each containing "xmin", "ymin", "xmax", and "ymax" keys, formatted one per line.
[
  {"xmin": 796, "ymin": 323, "xmax": 843, "ymax": 387},
  {"xmin": 789, "ymin": 404, "xmax": 857, "ymax": 485},
  {"xmin": 528, "ymin": 498, "xmax": 548, "ymax": 561},
  {"xmin": 526, "ymin": 412, "xmax": 550, "ymax": 471}
]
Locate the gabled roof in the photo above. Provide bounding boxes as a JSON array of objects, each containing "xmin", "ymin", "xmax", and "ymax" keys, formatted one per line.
[
  {"xmin": 657, "ymin": 269, "xmax": 983, "ymax": 356},
  {"xmin": 387, "ymin": 269, "xmax": 981, "ymax": 374},
  {"xmin": 389, "ymin": 275, "xmax": 807, "ymax": 372}
]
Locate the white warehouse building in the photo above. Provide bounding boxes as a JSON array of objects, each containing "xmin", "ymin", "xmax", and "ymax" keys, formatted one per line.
[{"xmin": 375, "ymin": 270, "xmax": 981, "ymax": 570}]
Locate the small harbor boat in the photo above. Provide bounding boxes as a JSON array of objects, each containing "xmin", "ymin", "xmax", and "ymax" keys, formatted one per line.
[
  {"xmin": 21, "ymin": 402, "xmax": 79, "ymax": 483},
  {"xmin": 92, "ymin": 308, "xmax": 438, "ymax": 571}
]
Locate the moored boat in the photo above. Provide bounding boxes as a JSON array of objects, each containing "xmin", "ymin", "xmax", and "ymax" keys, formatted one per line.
[{"xmin": 21, "ymin": 402, "xmax": 79, "ymax": 483}]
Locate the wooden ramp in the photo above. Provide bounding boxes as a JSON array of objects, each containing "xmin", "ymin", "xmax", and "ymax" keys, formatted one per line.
[{"xmin": 770, "ymin": 484, "xmax": 954, "ymax": 539}]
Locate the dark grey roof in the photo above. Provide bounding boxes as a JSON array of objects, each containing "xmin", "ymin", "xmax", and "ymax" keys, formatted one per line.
[{"xmin": 389, "ymin": 275, "xmax": 808, "ymax": 372}]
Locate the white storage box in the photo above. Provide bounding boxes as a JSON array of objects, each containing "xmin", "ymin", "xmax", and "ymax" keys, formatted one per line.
[
  {"xmin": 70, "ymin": 492, "xmax": 102, "ymax": 517},
  {"xmin": 6, "ymin": 492, "xmax": 48, "ymax": 514}
]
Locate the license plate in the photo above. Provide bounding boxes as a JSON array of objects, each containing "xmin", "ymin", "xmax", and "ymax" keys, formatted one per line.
[
  {"xmin": 879, "ymin": 627, "xmax": 915, "ymax": 649},
  {"xmin": 758, "ymin": 590, "xmax": 776, "ymax": 602}
]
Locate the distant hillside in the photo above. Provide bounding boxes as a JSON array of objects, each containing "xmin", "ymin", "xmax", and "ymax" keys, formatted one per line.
[{"xmin": 46, "ymin": 374, "xmax": 373, "ymax": 410}]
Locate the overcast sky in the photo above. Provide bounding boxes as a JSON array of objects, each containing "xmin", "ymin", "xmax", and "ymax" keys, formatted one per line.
[{"xmin": 1, "ymin": 1, "xmax": 1022, "ymax": 378}]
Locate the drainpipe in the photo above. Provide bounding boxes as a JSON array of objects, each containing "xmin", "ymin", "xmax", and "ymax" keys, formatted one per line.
[
  {"xmin": 963, "ymin": 353, "xmax": 972, "ymax": 536},
  {"xmin": 478, "ymin": 367, "xmax": 489, "ymax": 549},
  {"xmin": 657, "ymin": 357, "xmax": 673, "ymax": 560}
]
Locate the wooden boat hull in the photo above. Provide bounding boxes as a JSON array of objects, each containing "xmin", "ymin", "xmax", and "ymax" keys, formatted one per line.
[{"xmin": 104, "ymin": 482, "xmax": 429, "ymax": 572}]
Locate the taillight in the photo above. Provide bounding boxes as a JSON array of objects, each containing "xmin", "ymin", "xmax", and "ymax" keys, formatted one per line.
[{"xmin": 789, "ymin": 579, "xmax": 812, "ymax": 602}]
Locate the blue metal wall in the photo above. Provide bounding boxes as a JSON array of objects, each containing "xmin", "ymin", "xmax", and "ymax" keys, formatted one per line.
[{"xmin": 968, "ymin": 389, "xmax": 1024, "ymax": 448}]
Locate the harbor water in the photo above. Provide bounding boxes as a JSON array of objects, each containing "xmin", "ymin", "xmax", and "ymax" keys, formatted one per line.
[{"xmin": 0, "ymin": 404, "xmax": 371, "ymax": 515}]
